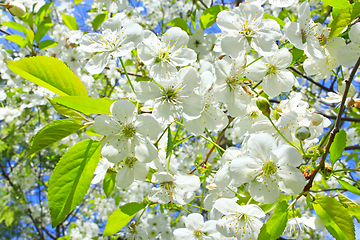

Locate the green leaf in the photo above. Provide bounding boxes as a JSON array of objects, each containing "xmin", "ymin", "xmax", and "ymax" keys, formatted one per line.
[
  {"xmin": 337, "ymin": 178, "xmax": 360, "ymax": 196},
  {"xmin": 92, "ymin": 13, "xmax": 108, "ymax": 30},
  {"xmin": 338, "ymin": 193, "xmax": 360, "ymax": 222},
  {"xmin": 74, "ymin": 0, "xmax": 83, "ymax": 5},
  {"xmin": 49, "ymin": 139, "xmax": 101, "ymax": 227},
  {"xmin": 330, "ymin": 129, "xmax": 347, "ymax": 165},
  {"xmin": 167, "ymin": 18, "xmax": 191, "ymax": 34},
  {"xmin": 264, "ymin": 13, "xmax": 285, "ymax": 26},
  {"xmin": 35, "ymin": 2, "xmax": 53, "ymax": 26},
  {"xmin": 4, "ymin": 35, "xmax": 27, "ymax": 47},
  {"xmin": 258, "ymin": 201, "xmax": 289, "ymax": 240},
  {"xmin": 103, "ymin": 203, "xmax": 144, "ymax": 236},
  {"xmin": 35, "ymin": 20, "xmax": 54, "ymax": 44},
  {"xmin": 25, "ymin": 28, "xmax": 34, "ymax": 46},
  {"xmin": 46, "ymin": 97, "xmax": 87, "ymax": 121},
  {"xmin": 290, "ymin": 47, "xmax": 304, "ymax": 66},
  {"xmin": 29, "ymin": 119, "xmax": 84, "ymax": 156},
  {"xmin": 62, "ymin": 14, "xmax": 79, "ymax": 30},
  {"xmin": 330, "ymin": 3, "xmax": 360, "ymax": 38},
  {"xmin": 85, "ymin": 127, "xmax": 103, "ymax": 137},
  {"xmin": 7, "ymin": 56, "xmax": 88, "ymax": 97},
  {"xmin": 103, "ymin": 171, "xmax": 116, "ymax": 198},
  {"xmin": 166, "ymin": 127, "xmax": 173, "ymax": 159},
  {"xmin": 191, "ymin": 9, "xmax": 197, "ymax": 30},
  {"xmin": 0, "ymin": 22, "xmax": 27, "ymax": 33},
  {"xmin": 313, "ymin": 196, "xmax": 355, "ymax": 240},
  {"xmin": 39, "ymin": 40, "xmax": 58, "ymax": 50},
  {"xmin": 321, "ymin": 0, "xmax": 350, "ymax": 9},
  {"xmin": 19, "ymin": 13, "xmax": 34, "ymax": 28},
  {"xmin": 52, "ymin": 96, "xmax": 113, "ymax": 115},
  {"xmin": 199, "ymin": 5, "xmax": 228, "ymax": 29}
]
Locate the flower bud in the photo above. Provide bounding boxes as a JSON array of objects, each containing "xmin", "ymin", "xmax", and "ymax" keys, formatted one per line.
[
  {"xmin": 295, "ymin": 126, "xmax": 311, "ymax": 141},
  {"xmin": 273, "ymin": 109, "xmax": 280, "ymax": 120},
  {"xmin": 7, "ymin": 1, "xmax": 26, "ymax": 17},
  {"xmin": 256, "ymin": 97, "xmax": 271, "ymax": 117}
]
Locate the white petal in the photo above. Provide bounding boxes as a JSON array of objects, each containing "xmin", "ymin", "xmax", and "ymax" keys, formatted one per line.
[
  {"xmin": 111, "ymin": 100, "xmax": 137, "ymax": 124},
  {"xmin": 230, "ymin": 156, "xmax": 262, "ymax": 186},
  {"xmin": 116, "ymin": 166, "xmax": 134, "ymax": 189},
  {"xmin": 85, "ymin": 52, "xmax": 110, "ymax": 75},
  {"xmin": 134, "ymin": 138, "xmax": 158, "ymax": 162},
  {"xmin": 249, "ymin": 178, "xmax": 280, "ymax": 204},
  {"xmin": 185, "ymin": 213, "xmax": 204, "ymax": 231},
  {"xmin": 271, "ymin": 145, "xmax": 302, "ymax": 166},
  {"xmin": 277, "ymin": 165, "xmax": 305, "ymax": 195},
  {"xmin": 135, "ymin": 114, "xmax": 162, "ymax": 140}
]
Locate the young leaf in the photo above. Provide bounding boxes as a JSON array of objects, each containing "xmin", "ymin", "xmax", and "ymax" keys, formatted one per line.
[
  {"xmin": 34, "ymin": 20, "xmax": 54, "ymax": 44},
  {"xmin": 166, "ymin": 127, "xmax": 173, "ymax": 159},
  {"xmin": 28, "ymin": 119, "xmax": 85, "ymax": 156},
  {"xmin": 4, "ymin": 35, "xmax": 27, "ymax": 47},
  {"xmin": 330, "ymin": 129, "xmax": 347, "ymax": 165},
  {"xmin": 167, "ymin": 18, "xmax": 191, "ymax": 34},
  {"xmin": 19, "ymin": 13, "xmax": 33, "ymax": 28},
  {"xmin": 199, "ymin": 5, "xmax": 228, "ymax": 29},
  {"xmin": 35, "ymin": 2, "xmax": 53, "ymax": 26},
  {"xmin": 103, "ymin": 171, "xmax": 116, "ymax": 198},
  {"xmin": 337, "ymin": 178, "xmax": 360, "ymax": 196},
  {"xmin": 39, "ymin": 40, "xmax": 58, "ymax": 50},
  {"xmin": 92, "ymin": 13, "xmax": 108, "ymax": 30},
  {"xmin": 191, "ymin": 9, "xmax": 197, "ymax": 30},
  {"xmin": 321, "ymin": 0, "xmax": 350, "ymax": 9},
  {"xmin": 330, "ymin": 3, "xmax": 360, "ymax": 38},
  {"xmin": 264, "ymin": 13, "xmax": 285, "ymax": 26},
  {"xmin": 338, "ymin": 193, "xmax": 360, "ymax": 222},
  {"xmin": 103, "ymin": 203, "xmax": 144, "ymax": 236},
  {"xmin": 0, "ymin": 22, "xmax": 27, "ymax": 33},
  {"xmin": 52, "ymin": 96, "xmax": 113, "ymax": 115},
  {"xmin": 74, "ymin": 0, "xmax": 83, "ymax": 5},
  {"xmin": 7, "ymin": 56, "xmax": 88, "ymax": 97},
  {"xmin": 258, "ymin": 201, "xmax": 289, "ymax": 240},
  {"xmin": 24, "ymin": 28, "xmax": 34, "ymax": 47},
  {"xmin": 62, "ymin": 14, "xmax": 79, "ymax": 30},
  {"xmin": 46, "ymin": 97, "xmax": 87, "ymax": 121},
  {"xmin": 49, "ymin": 139, "xmax": 101, "ymax": 227},
  {"xmin": 313, "ymin": 196, "xmax": 355, "ymax": 240}
]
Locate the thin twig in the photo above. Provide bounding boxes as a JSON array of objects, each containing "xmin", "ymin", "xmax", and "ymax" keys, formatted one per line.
[{"xmin": 289, "ymin": 66, "xmax": 334, "ymax": 92}]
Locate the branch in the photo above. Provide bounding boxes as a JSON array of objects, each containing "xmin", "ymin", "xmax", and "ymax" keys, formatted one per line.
[
  {"xmin": 303, "ymin": 57, "xmax": 360, "ymax": 193},
  {"xmin": 289, "ymin": 66, "xmax": 334, "ymax": 92},
  {"xmin": 318, "ymin": 113, "xmax": 360, "ymax": 123},
  {"xmin": 345, "ymin": 145, "xmax": 360, "ymax": 150}
]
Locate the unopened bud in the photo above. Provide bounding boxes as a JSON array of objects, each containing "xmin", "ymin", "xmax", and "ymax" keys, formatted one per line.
[
  {"xmin": 273, "ymin": 109, "xmax": 280, "ymax": 120},
  {"xmin": 295, "ymin": 126, "xmax": 311, "ymax": 141},
  {"xmin": 7, "ymin": 1, "xmax": 26, "ymax": 17},
  {"xmin": 256, "ymin": 97, "xmax": 271, "ymax": 117}
]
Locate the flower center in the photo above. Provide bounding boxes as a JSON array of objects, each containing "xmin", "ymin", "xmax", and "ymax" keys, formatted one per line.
[
  {"xmin": 267, "ymin": 65, "xmax": 278, "ymax": 75},
  {"xmin": 122, "ymin": 124, "xmax": 136, "ymax": 138},
  {"xmin": 162, "ymin": 87, "xmax": 180, "ymax": 103},
  {"xmin": 262, "ymin": 160, "xmax": 277, "ymax": 176},
  {"xmin": 194, "ymin": 229, "xmax": 205, "ymax": 238},
  {"xmin": 124, "ymin": 157, "xmax": 137, "ymax": 168}
]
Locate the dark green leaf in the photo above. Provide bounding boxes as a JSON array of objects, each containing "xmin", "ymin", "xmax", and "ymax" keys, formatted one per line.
[
  {"xmin": 49, "ymin": 140, "xmax": 101, "ymax": 227},
  {"xmin": 166, "ymin": 127, "xmax": 173, "ymax": 159},
  {"xmin": 35, "ymin": 20, "xmax": 54, "ymax": 44},
  {"xmin": 52, "ymin": 96, "xmax": 113, "ymax": 115},
  {"xmin": 38, "ymin": 40, "xmax": 58, "ymax": 50},
  {"xmin": 62, "ymin": 14, "xmax": 79, "ymax": 30},
  {"xmin": 19, "ymin": 13, "xmax": 33, "ymax": 28},
  {"xmin": 35, "ymin": 2, "xmax": 53, "ymax": 26},
  {"xmin": 314, "ymin": 196, "xmax": 355, "ymax": 240},
  {"xmin": 199, "ymin": 5, "xmax": 228, "ymax": 29},
  {"xmin": 330, "ymin": 129, "xmax": 347, "ymax": 165},
  {"xmin": 290, "ymin": 47, "xmax": 304, "ymax": 66},
  {"xmin": 92, "ymin": 13, "xmax": 108, "ymax": 30},
  {"xmin": 29, "ymin": 119, "xmax": 84, "ymax": 156},
  {"xmin": 338, "ymin": 193, "xmax": 360, "ymax": 222},
  {"xmin": 167, "ymin": 18, "xmax": 191, "ymax": 34},
  {"xmin": 191, "ymin": 9, "xmax": 197, "ymax": 30},
  {"xmin": 103, "ymin": 203, "xmax": 144, "ymax": 236},
  {"xmin": 103, "ymin": 171, "xmax": 116, "ymax": 197},
  {"xmin": 258, "ymin": 201, "xmax": 289, "ymax": 240}
]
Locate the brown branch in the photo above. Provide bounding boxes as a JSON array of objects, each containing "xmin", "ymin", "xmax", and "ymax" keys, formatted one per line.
[
  {"xmin": 289, "ymin": 66, "xmax": 334, "ymax": 92},
  {"xmin": 303, "ymin": 57, "xmax": 360, "ymax": 193},
  {"xmin": 318, "ymin": 113, "xmax": 360, "ymax": 123},
  {"xmin": 345, "ymin": 145, "xmax": 360, "ymax": 150}
]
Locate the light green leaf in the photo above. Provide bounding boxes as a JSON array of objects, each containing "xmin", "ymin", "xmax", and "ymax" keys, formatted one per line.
[
  {"xmin": 258, "ymin": 201, "xmax": 289, "ymax": 240},
  {"xmin": 103, "ymin": 171, "xmax": 116, "ymax": 198},
  {"xmin": 330, "ymin": 3, "xmax": 360, "ymax": 38},
  {"xmin": 7, "ymin": 56, "xmax": 88, "ymax": 97},
  {"xmin": 46, "ymin": 97, "xmax": 87, "ymax": 121},
  {"xmin": 167, "ymin": 18, "xmax": 191, "ymax": 34},
  {"xmin": 35, "ymin": 20, "xmax": 54, "ymax": 44},
  {"xmin": 52, "ymin": 96, "xmax": 113, "ymax": 115},
  {"xmin": 0, "ymin": 22, "xmax": 27, "ymax": 33},
  {"xmin": 25, "ymin": 28, "xmax": 34, "ymax": 46},
  {"xmin": 39, "ymin": 40, "xmax": 58, "ymax": 50},
  {"xmin": 62, "ymin": 14, "xmax": 79, "ymax": 30},
  {"xmin": 330, "ymin": 129, "xmax": 347, "ymax": 165},
  {"xmin": 49, "ymin": 139, "xmax": 101, "ymax": 227},
  {"xmin": 191, "ymin": 9, "xmax": 197, "ymax": 30},
  {"xmin": 337, "ymin": 178, "xmax": 360, "ymax": 196},
  {"xmin": 338, "ymin": 193, "xmax": 360, "ymax": 222},
  {"xmin": 290, "ymin": 47, "xmax": 304, "ymax": 66},
  {"xmin": 321, "ymin": 0, "xmax": 350, "ymax": 9},
  {"xmin": 199, "ymin": 5, "xmax": 228, "ymax": 29},
  {"xmin": 4, "ymin": 35, "xmax": 27, "ymax": 47},
  {"xmin": 103, "ymin": 203, "xmax": 144, "ymax": 236},
  {"xmin": 35, "ymin": 2, "xmax": 52, "ymax": 26},
  {"xmin": 313, "ymin": 196, "xmax": 355, "ymax": 240},
  {"xmin": 92, "ymin": 13, "xmax": 108, "ymax": 30},
  {"xmin": 264, "ymin": 13, "xmax": 285, "ymax": 26},
  {"xmin": 85, "ymin": 127, "xmax": 103, "ymax": 137},
  {"xmin": 19, "ymin": 13, "xmax": 33, "ymax": 28},
  {"xmin": 74, "ymin": 0, "xmax": 83, "ymax": 5},
  {"xmin": 29, "ymin": 119, "xmax": 85, "ymax": 156}
]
